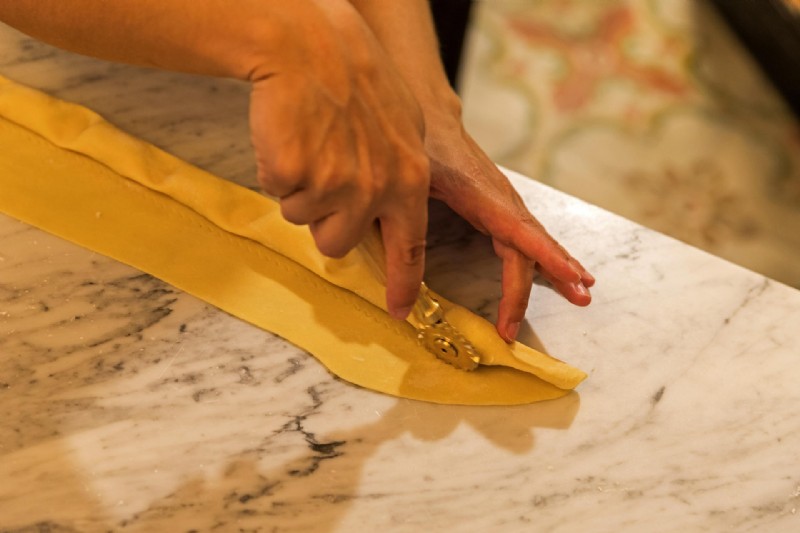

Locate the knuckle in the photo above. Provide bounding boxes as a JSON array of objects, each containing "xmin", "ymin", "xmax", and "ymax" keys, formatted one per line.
[
  {"xmin": 520, "ymin": 213, "xmax": 547, "ymax": 233},
  {"xmin": 260, "ymin": 153, "xmax": 305, "ymax": 194},
  {"xmin": 260, "ymin": 181, "xmax": 288, "ymax": 199},
  {"xmin": 271, "ymin": 147, "xmax": 303, "ymax": 178},
  {"xmin": 401, "ymin": 155, "xmax": 430, "ymax": 189},
  {"xmin": 279, "ymin": 202, "xmax": 308, "ymax": 226},
  {"xmin": 311, "ymin": 224, "xmax": 357, "ymax": 259},
  {"xmin": 360, "ymin": 166, "xmax": 388, "ymax": 199},
  {"xmin": 312, "ymin": 232, "xmax": 353, "ymax": 259},
  {"xmin": 395, "ymin": 241, "xmax": 426, "ymax": 267},
  {"xmin": 324, "ymin": 172, "xmax": 356, "ymax": 200}
]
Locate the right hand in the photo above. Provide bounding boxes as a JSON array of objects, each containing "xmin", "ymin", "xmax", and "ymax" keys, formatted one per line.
[
  {"xmin": 248, "ymin": 0, "xmax": 430, "ymax": 319},
  {"xmin": 424, "ymin": 116, "xmax": 595, "ymax": 342}
]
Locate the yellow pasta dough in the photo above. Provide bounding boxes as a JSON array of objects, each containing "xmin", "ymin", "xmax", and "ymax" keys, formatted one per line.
[{"xmin": 0, "ymin": 75, "xmax": 586, "ymax": 405}]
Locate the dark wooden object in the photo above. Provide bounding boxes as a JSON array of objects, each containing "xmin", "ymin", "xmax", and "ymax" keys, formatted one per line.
[
  {"xmin": 429, "ymin": 0, "xmax": 475, "ymax": 92},
  {"xmin": 711, "ymin": 0, "xmax": 800, "ymax": 117}
]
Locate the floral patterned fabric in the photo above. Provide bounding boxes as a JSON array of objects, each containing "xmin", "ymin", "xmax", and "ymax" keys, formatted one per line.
[{"xmin": 461, "ymin": 0, "xmax": 800, "ymax": 287}]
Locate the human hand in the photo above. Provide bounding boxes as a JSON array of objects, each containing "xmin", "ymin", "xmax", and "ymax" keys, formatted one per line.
[
  {"xmin": 425, "ymin": 119, "xmax": 595, "ymax": 342},
  {"xmin": 332, "ymin": 0, "xmax": 594, "ymax": 340},
  {"xmin": 248, "ymin": 0, "xmax": 430, "ymax": 319}
]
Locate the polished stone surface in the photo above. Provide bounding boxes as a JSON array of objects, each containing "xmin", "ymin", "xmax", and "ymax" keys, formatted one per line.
[{"xmin": 2, "ymin": 23, "xmax": 799, "ymax": 533}]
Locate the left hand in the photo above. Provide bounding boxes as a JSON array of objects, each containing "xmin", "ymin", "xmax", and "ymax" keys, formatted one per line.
[
  {"xmin": 424, "ymin": 119, "xmax": 595, "ymax": 342},
  {"xmin": 249, "ymin": 0, "xmax": 431, "ymax": 320}
]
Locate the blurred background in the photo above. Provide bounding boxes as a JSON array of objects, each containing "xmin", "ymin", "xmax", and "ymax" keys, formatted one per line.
[{"xmin": 453, "ymin": 0, "xmax": 800, "ymax": 288}]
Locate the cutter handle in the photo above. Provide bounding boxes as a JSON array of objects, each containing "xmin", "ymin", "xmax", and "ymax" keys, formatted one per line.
[{"xmin": 413, "ymin": 283, "xmax": 444, "ymax": 326}]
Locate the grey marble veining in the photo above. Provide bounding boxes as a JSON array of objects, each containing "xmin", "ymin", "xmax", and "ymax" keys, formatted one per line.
[{"xmin": 1, "ymin": 23, "xmax": 800, "ymax": 532}]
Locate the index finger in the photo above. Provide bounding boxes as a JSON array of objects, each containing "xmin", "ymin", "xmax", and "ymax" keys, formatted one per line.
[{"xmin": 380, "ymin": 206, "xmax": 428, "ymax": 320}]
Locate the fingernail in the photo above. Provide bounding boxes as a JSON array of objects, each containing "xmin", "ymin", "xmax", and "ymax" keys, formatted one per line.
[
  {"xmin": 390, "ymin": 305, "xmax": 413, "ymax": 320},
  {"xmin": 506, "ymin": 321, "xmax": 520, "ymax": 342},
  {"xmin": 573, "ymin": 282, "xmax": 590, "ymax": 297}
]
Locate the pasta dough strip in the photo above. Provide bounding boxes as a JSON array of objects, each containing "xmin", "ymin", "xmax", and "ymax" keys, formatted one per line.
[{"xmin": 0, "ymin": 75, "xmax": 586, "ymax": 405}]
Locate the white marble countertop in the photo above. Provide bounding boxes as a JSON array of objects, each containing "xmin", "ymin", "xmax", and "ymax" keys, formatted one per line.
[{"xmin": 1, "ymin": 25, "xmax": 799, "ymax": 533}]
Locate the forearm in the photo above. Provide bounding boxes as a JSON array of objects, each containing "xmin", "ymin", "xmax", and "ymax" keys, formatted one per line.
[
  {"xmin": 346, "ymin": 0, "xmax": 462, "ymax": 122},
  {"xmin": 0, "ymin": 0, "xmax": 335, "ymax": 82}
]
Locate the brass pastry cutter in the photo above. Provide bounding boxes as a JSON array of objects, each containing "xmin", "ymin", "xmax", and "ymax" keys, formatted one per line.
[
  {"xmin": 358, "ymin": 226, "xmax": 482, "ymax": 371},
  {"xmin": 411, "ymin": 282, "xmax": 481, "ymax": 370}
]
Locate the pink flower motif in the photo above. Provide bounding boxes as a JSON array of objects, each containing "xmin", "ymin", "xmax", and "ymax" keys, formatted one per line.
[{"xmin": 507, "ymin": 5, "xmax": 689, "ymax": 111}]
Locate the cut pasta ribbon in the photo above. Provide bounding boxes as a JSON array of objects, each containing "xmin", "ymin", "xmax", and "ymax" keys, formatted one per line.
[{"xmin": 0, "ymin": 75, "xmax": 586, "ymax": 405}]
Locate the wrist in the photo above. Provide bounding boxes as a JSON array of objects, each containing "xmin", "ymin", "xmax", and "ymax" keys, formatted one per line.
[
  {"xmin": 234, "ymin": 7, "xmax": 311, "ymax": 82},
  {"xmin": 414, "ymin": 86, "xmax": 464, "ymax": 132},
  {"xmin": 245, "ymin": 1, "xmax": 365, "ymax": 106}
]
